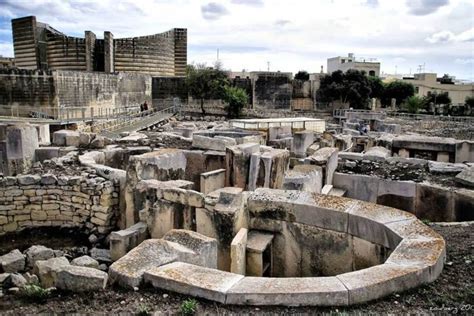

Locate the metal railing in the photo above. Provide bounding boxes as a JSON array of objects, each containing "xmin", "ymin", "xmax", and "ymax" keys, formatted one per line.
[
  {"xmin": 1, "ymin": 104, "xmax": 142, "ymax": 122},
  {"xmin": 94, "ymin": 105, "xmax": 178, "ymax": 137},
  {"xmin": 386, "ymin": 111, "xmax": 474, "ymax": 123}
]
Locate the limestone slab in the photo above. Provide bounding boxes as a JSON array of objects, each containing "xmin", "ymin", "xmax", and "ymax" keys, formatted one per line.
[
  {"xmin": 226, "ymin": 276, "xmax": 348, "ymax": 306},
  {"xmin": 337, "ymin": 263, "xmax": 423, "ymax": 305},
  {"xmin": 108, "ymin": 239, "xmax": 193, "ymax": 288},
  {"xmin": 56, "ymin": 265, "xmax": 108, "ymax": 292},
  {"xmin": 144, "ymin": 262, "xmax": 244, "ymax": 303}
]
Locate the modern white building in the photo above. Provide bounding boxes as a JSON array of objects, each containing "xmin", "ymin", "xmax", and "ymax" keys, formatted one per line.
[{"xmin": 327, "ymin": 53, "xmax": 380, "ymax": 77}]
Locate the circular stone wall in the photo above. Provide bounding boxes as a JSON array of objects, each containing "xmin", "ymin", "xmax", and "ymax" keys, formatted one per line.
[{"xmin": 141, "ymin": 189, "xmax": 446, "ymax": 306}]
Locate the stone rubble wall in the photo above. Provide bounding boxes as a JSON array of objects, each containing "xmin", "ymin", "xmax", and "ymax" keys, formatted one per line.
[{"xmin": 0, "ymin": 173, "xmax": 120, "ymax": 236}]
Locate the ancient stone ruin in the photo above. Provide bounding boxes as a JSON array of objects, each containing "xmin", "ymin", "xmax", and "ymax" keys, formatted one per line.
[{"xmin": 1, "ymin": 109, "xmax": 471, "ymax": 309}]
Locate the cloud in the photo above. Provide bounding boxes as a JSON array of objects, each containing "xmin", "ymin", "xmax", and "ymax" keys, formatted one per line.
[
  {"xmin": 231, "ymin": 0, "xmax": 264, "ymax": 6},
  {"xmin": 201, "ymin": 2, "xmax": 229, "ymax": 20},
  {"xmin": 406, "ymin": 0, "xmax": 449, "ymax": 16},
  {"xmin": 363, "ymin": 0, "xmax": 378, "ymax": 8},
  {"xmin": 274, "ymin": 19, "xmax": 291, "ymax": 27},
  {"xmin": 455, "ymin": 58, "xmax": 474, "ymax": 65},
  {"xmin": 426, "ymin": 27, "xmax": 474, "ymax": 43}
]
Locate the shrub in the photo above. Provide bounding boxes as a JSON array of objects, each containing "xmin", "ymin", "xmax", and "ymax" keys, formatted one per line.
[
  {"xmin": 136, "ymin": 303, "xmax": 151, "ymax": 316},
  {"xmin": 20, "ymin": 284, "xmax": 51, "ymax": 303},
  {"xmin": 223, "ymin": 86, "xmax": 248, "ymax": 118},
  {"xmin": 180, "ymin": 298, "xmax": 198, "ymax": 315}
]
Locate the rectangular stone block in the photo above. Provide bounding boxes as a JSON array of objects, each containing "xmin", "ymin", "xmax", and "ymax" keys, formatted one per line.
[
  {"xmin": 230, "ymin": 228, "xmax": 248, "ymax": 275},
  {"xmin": 144, "ymin": 262, "xmax": 244, "ymax": 303},
  {"xmin": 200, "ymin": 169, "xmax": 226, "ymax": 194},
  {"xmin": 226, "ymin": 276, "xmax": 348, "ymax": 306}
]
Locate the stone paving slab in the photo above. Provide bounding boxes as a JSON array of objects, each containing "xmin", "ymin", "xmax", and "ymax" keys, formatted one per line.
[
  {"xmin": 226, "ymin": 276, "xmax": 348, "ymax": 306},
  {"xmin": 336, "ymin": 263, "xmax": 422, "ymax": 305},
  {"xmin": 144, "ymin": 262, "xmax": 244, "ymax": 303},
  {"xmin": 347, "ymin": 201, "xmax": 416, "ymax": 248}
]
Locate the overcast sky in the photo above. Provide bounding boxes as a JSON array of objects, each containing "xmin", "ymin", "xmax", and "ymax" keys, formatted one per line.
[{"xmin": 0, "ymin": 0, "xmax": 473, "ymax": 80}]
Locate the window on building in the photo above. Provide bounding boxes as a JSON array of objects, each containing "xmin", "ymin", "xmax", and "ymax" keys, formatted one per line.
[
  {"xmin": 341, "ymin": 59, "xmax": 345, "ymax": 63},
  {"xmin": 415, "ymin": 86, "xmax": 419, "ymax": 93},
  {"xmin": 369, "ymin": 70, "xmax": 375, "ymax": 76}
]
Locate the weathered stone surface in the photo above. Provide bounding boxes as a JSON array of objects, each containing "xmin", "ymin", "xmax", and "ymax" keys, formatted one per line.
[
  {"xmin": 144, "ymin": 262, "xmax": 244, "ymax": 303},
  {"xmin": 337, "ymin": 263, "xmax": 423, "ymax": 305},
  {"xmin": 33, "ymin": 256, "xmax": 70, "ymax": 288},
  {"xmin": 230, "ymin": 228, "xmax": 248, "ymax": 275},
  {"xmin": 71, "ymin": 255, "xmax": 99, "ymax": 269},
  {"xmin": 109, "ymin": 222, "xmax": 148, "ymax": 261},
  {"xmin": 10, "ymin": 273, "xmax": 27, "ymax": 288},
  {"xmin": 455, "ymin": 167, "xmax": 474, "ymax": 188},
  {"xmin": 17, "ymin": 174, "xmax": 41, "ymax": 185},
  {"xmin": 364, "ymin": 146, "xmax": 391, "ymax": 160},
  {"xmin": 56, "ymin": 265, "xmax": 108, "ymax": 292},
  {"xmin": 108, "ymin": 239, "xmax": 192, "ymax": 288},
  {"xmin": 25, "ymin": 245, "xmax": 55, "ymax": 268},
  {"xmin": 200, "ymin": 169, "xmax": 226, "ymax": 194},
  {"xmin": 0, "ymin": 249, "xmax": 25, "ymax": 273},
  {"xmin": 428, "ymin": 161, "xmax": 466, "ymax": 174},
  {"xmin": 53, "ymin": 130, "xmax": 80, "ymax": 147},
  {"xmin": 226, "ymin": 276, "xmax": 348, "ymax": 306},
  {"xmin": 90, "ymin": 248, "xmax": 112, "ymax": 263},
  {"xmin": 163, "ymin": 229, "xmax": 218, "ymax": 269}
]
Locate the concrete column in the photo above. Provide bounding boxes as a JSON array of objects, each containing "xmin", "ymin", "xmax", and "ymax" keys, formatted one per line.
[
  {"xmin": 84, "ymin": 31, "xmax": 96, "ymax": 71},
  {"xmin": 104, "ymin": 31, "xmax": 114, "ymax": 73}
]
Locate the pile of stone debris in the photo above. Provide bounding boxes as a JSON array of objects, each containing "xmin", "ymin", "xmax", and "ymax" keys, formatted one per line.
[{"xmin": 0, "ymin": 242, "xmax": 112, "ymax": 296}]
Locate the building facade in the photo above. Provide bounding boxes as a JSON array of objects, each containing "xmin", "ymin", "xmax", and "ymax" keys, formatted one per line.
[
  {"xmin": 400, "ymin": 73, "xmax": 473, "ymax": 106},
  {"xmin": 327, "ymin": 53, "xmax": 380, "ymax": 77},
  {"xmin": 11, "ymin": 16, "xmax": 186, "ymax": 77}
]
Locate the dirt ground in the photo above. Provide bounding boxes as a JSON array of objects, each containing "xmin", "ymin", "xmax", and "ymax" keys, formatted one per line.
[{"xmin": 1, "ymin": 224, "xmax": 472, "ymax": 315}]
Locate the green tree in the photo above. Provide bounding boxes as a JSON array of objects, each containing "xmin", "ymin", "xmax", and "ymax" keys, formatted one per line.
[
  {"xmin": 186, "ymin": 63, "xmax": 230, "ymax": 114},
  {"xmin": 367, "ymin": 76, "xmax": 384, "ymax": 99},
  {"xmin": 404, "ymin": 96, "xmax": 423, "ymax": 113},
  {"xmin": 223, "ymin": 86, "xmax": 248, "ymax": 118},
  {"xmin": 423, "ymin": 91, "xmax": 451, "ymax": 105},
  {"xmin": 317, "ymin": 69, "xmax": 371, "ymax": 109},
  {"xmin": 382, "ymin": 80, "xmax": 415, "ymax": 107},
  {"xmin": 294, "ymin": 70, "xmax": 310, "ymax": 81},
  {"xmin": 465, "ymin": 96, "xmax": 474, "ymax": 108}
]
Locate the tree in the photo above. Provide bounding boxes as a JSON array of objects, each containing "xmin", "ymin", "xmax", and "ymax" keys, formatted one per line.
[
  {"xmin": 223, "ymin": 86, "xmax": 248, "ymax": 118},
  {"xmin": 465, "ymin": 96, "xmax": 474, "ymax": 108},
  {"xmin": 404, "ymin": 96, "xmax": 423, "ymax": 114},
  {"xmin": 317, "ymin": 69, "xmax": 371, "ymax": 109},
  {"xmin": 423, "ymin": 91, "xmax": 451, "ymax": 105},
  {"xmin": 382, "ymin": 80, "xmax": 415, "ymax": 107},
  {"xmin": 367, "ymin": 76, "xmax": 384, "ymax": 99},
  {"xmin": 186, "ymin": 63, "xmax": 230, "ymax": 114},
  {"xmin": 294, "ymin": 70, "xmax": 310, "ymax": 81}
]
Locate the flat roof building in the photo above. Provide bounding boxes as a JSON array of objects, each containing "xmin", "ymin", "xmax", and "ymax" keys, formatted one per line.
[{"xmin": 327, "ymin": 53, "xmax": 380, "ymax": 77}]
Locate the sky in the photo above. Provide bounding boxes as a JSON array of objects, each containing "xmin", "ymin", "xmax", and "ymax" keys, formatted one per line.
[{"xmin": 0, "ymin": 0, "xmax": 473, "ymax": 80}]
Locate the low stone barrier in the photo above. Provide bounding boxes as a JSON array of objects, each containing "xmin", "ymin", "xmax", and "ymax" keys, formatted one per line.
[{"xmin": 0, "ymin": 173, "xmax": 120, "ymax": 235}]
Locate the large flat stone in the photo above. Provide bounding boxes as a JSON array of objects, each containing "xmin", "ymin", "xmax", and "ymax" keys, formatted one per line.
[
  {"xmin": 226, "ymin": 276, "xmax": 348, "ymax": 306},
  {"xmin": 455, "ymin": 167, "xmax": 474, "ymax": 188},
  {"xmin": 56, "ymin": 265, "xmax": 108, "ymax": 292},
  {"xmin": 386, "ymin": 238, "xmax": 445, "ymax": 282},
  {"xmin": 347, "ymin": 201, "xmax": 415, "ymax": 248},
  {"xmin": 33, "ymin": 256, "xmax": 70, "ymax": 288},
  {"xmin": 248, "ymin": 189, "xmax": 354, "ymax": 233},
  {"xmin": 144, "ymin": 262, "xmax": 244, "ymax": 303},
  {"xmin": 337, "ymin": 263, "xmax": 423, "ymax": 305},
  {"xmin": 108, "ymin": 239, "xmax": 193, "ymax": 288}
]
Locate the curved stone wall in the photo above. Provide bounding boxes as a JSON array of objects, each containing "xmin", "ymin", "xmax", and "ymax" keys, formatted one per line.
[
  {"xmin": 0, "ymin": 173, "xmax": 120, "ymax": 236},
  {"xmin": 138, "ymin": 189, "xmax": 445, "ymax": 306}
]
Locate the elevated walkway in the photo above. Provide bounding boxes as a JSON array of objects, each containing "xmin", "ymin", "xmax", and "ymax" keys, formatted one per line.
[{"xmin": 98, "ymin": 106, "xmax": 177, "ymax": 139}]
